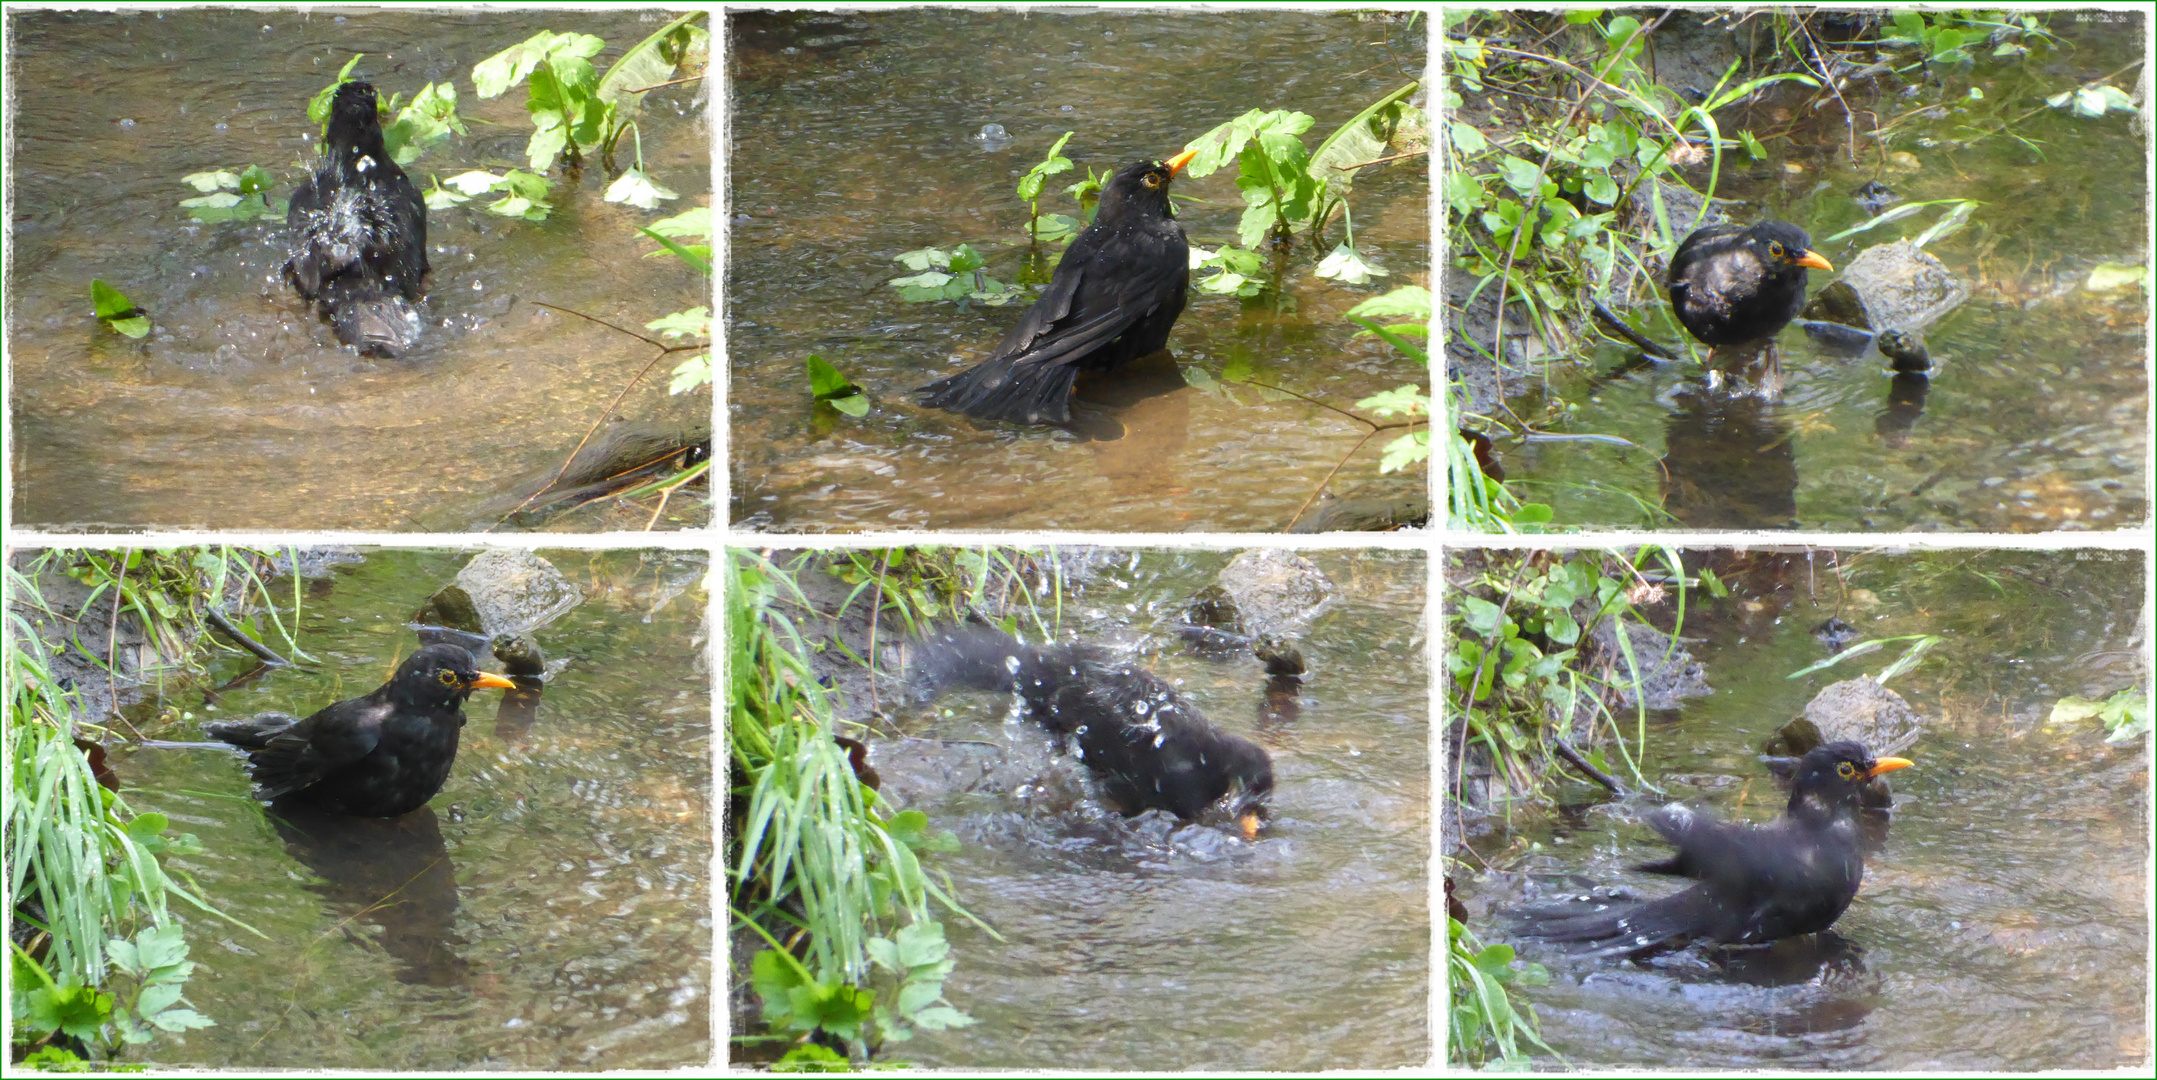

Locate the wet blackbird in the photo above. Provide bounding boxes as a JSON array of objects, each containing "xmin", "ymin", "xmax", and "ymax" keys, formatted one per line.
[
  {"xmin": 916, "ymin": 626, "xmax": 1273, "ymax": 836},
  {"xmin": 917, "ymin": 150, "xmax": 1196, "ymax": 425},
  {"xmin": 1666, "ymin": 221, "xmax": 1833, "ymax": 351},
  {"xmin": 284, "ymin": 80, "xmax": 430, "ymax": 358},
  {"xmin": 205, "ymin": 643, "xmax": 515, "ymax": 817},
  {"xmin": 1513, "ymin": 741, "xmax": 1912, "ymax": 954}
]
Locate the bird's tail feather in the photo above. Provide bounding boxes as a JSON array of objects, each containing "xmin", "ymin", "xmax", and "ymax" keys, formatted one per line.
[
  {"xmin": 917, "ymin": 359, "xmax": 1079, "ymax": 425},
  {"xmin": 203, "ymin": 713, "xmax": 300, "ymax": 750},
  {"xmin": 323, "ymin": 278, "xmax": 421, "ymax": 358},
  {"xmin": 910, "ymin": 626, "xmax": 1058, "ymax": 697}
]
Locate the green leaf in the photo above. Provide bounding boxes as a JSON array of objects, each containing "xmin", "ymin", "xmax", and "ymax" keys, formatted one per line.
[
  {"xmin": 1377, "ymin": 429, "xmax": 1429, "ymax": 474},
  {"xmin": 909, "ymin": 1005, "xmax": 976, "ymax": 1030},
  {"xmin": 91, "ymin": 279, "xmax": 150, "ymax": 338},
  {"xmin": 805, "ymin": 354, "xmax": 868, "ymax": 416},
  {"xmin": 181, "ymin": 170, "xmax": 239, "ymax": 192},
  {"xmin": 893, "ymin": 247, "xmax": 950, "ymax": 271},
  {"xmin": 146, "ymin": 1007, "xmax": 215, "ymax": 1033},
  {"xmin": 473, "ymin": 31, "xmax": 555, "ymax": 99},
  {"xmin": 1029, "ymin": 213, "xmax": 1081, "ymax": 243},
  {"xmin": 2085, "ymin": 262, "xmax": 2145, "ymax": 292},
  {"xmin": 669, "ymin": 354, "xmax": 712, "ymax": 395},
  {"xmin": 1346, "ymin": 285, "xmax": 1431, "ymax": 321},
  {"xmin": 308, "ymin": 54, "xmax": 366, "ymax": 125},
  {"xmin": 645, "ymin": 307, "xmax": 710, "ymax": 340},
  {"xmin": 1314, "ymin": 242, "xmax": 1388, "ymax": 284},
  {"xmin": 647, "ymin": 206, "xmax": 712, "ymax": 239},
  {"xmin": 26, "ymin": 984, "xmax": 113, "ymax": 1040},
  {"xmin": 639, "ymin": 227, "xmax": 711, "ymax": 272},
  {"xmin": 603, "ymin": 168, "xmax": 679, "ymax": 209},
  {"xmin": 1355, "ymin": 385, "xmax": 1428, "ymax": 417}
]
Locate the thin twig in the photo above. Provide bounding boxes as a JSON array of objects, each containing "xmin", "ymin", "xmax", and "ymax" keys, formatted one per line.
[
  {"xmin": 488, "ymin": 302, "xmax": 707, "ymax": 530},
  {"xmin": 1283, "ymin": 428, "xmax": 1386, "ymax": 532},
  {"xmin": 203, "ymin": 607, "xmax": 291, "ymax": 668},
  {"xmin": 1552, "ymin": 737, "xmax": 1629, "ymax": 796}
]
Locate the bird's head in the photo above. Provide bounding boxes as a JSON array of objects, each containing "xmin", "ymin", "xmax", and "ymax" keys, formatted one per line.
[
  {"xmin": 395, "ymin": 643, "xmax": 518, "ymax": 708},
  {"xmin": 1100, "ymin": 149, "xmax": 1197, "ymax": 222},
  {"xmin": 1220, "ymin": 736, "xmax": 1275, "ymax": 840},
  {"xmin": 1749, "ymin": 221, "xmax": 1834, "ymax": 272},
  {"xmin": 329, "ymin": 80, "xmax": 384, "ymax": 133},
  {"xmin": 1788, "ymin": 739, "xmax": 1911, "ymax": 819}
]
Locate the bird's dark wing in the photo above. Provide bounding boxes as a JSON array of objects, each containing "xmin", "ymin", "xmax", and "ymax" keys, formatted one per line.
[
  {"xmin": 990, "ymin": 235, "xmax": 1185, "ymax": 372},
  {"xmin": 1666, "ymin": 224, "xmax": 1745, "ymax": 284},
  {"xmin": 283, "ymin": 173, "xmax": 331, "ymax": 299},
  {"xmin": 243, "ymin": 697, "xmax": 388, "ymax": 800},
  {"xmin": 369, "ymin": 172, "xmax": 430, "ymax": 299}
]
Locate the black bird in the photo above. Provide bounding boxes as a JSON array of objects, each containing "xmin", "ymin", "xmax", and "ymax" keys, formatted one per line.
[
  {"xmin": 915, "ymin": 626, "xmax": 1273, "ymax": 836},
  {"xmin": 284, "ymin": 80, "xmax": 430, "ymax": 358},
  {"xmin": 918, "ymin": 149, "xmax": 1197, "ymax": 425},
  {"xmin": 1513, "ymin": 741, "xmax": 1912, "ymax": 953},
  {"xmin": 1666, "ymin": 221, "xmax": 1833, "ymax": 353},
  {"xmin": 205, "ymin": 643, "xmax": 515, "ymax": 817}
]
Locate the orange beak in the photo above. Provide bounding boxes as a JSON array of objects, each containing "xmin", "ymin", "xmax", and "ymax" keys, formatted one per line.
[
  {"xmin": 1794, "ymin": 249, "xmax": 1834, "ymax": 272},
  {"xmin": 468, "ymin": 672, "xmax": 518, "ymax": 690},
  {"xmin": 1166, "ymin": 148, "xmax": 1197, "ymax": 177},
  {"xmin": 1238, "ymin": 808, "xmax": 1263, "ymax": 840},
  {"xmin": 1865, "ymin": 756, "xmax": 1913, "ymax": 779}
]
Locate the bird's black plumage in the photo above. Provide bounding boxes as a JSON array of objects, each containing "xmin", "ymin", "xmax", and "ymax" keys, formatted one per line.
[
  {"xmin": 917, "ymin": 151, "xmax": 1195, "ymax": 425},
  {"xmin": 205, "ymin": 643, "xmax": 515, "ymax": 817},
  {"xmin": 1666, "ymin": 221, "xmax": 1832, "ymax": 348},
  {"xmin": 1512, "ymin": 740, "xmax": 1912, "ymax": 953},
  {"xmin": 284, "ymin": 80, "xmax": 430, "ymax": 358},
  {"xmin": 915, "ymin": 626, "xmax": 1273, "ymax": 834}
]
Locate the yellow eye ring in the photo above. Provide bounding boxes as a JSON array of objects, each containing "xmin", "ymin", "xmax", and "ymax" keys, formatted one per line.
[
  {"xmin": 1142, "ymin": 173, "xmax": 1163, "ymax": 189},
  {"xmin": 1767, "ymin": 240, "xmax": 1786, "ymax": 258},
  {"xmin": 437, "ymin": 669, "xmax": 459, "ymax": 687},
  {"xmin": 1836, "ymin": 761, "xmax": 1857, "ymax": 779}
]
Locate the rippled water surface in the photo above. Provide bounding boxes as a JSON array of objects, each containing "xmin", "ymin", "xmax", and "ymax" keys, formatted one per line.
[
  {"xmin": 870, "ymin": 549, "xmax": 1429, "ymax": 1069},
  {"xmin": 727, "ymin": 9, "xmax": 1430, "ymax": 532},
  {"xmin": 6, "ymin": 9, "xmax": 710, "ymax": 531},
  {"xmin": 113, "ymin": 548, "xmax": 711, "ymax": 1069},
  {"xmin": 1471, "ymin": 18, "xmax": 2147, "ymax": 532},
  {"xmin": 1454, "ymin": 548, "xmax": 2148, "ymax": 1069}
]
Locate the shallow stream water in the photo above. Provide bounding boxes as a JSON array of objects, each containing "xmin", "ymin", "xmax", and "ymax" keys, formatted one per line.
[
  {"xmin": 6, "ymin": 9, "xmax": 710, "ymax": 531},
  {"xmin": 111, "ymin": 548, "xmax": 711, "ymax": 1069},
  {"xmin": 1480, "ymin": 18, "xmax": 2147, "ymax": 532},
  {"xmin": 862, "ymin": 548, "xmax": 1430, "ymax": 1068},
  {"xmin": 727, "ymin": 9, "xmax": 1429, "ymax": 532},
  {"xmin": 1454, "ymin": 548, "xmax": 2148, "ymax": 1069}
]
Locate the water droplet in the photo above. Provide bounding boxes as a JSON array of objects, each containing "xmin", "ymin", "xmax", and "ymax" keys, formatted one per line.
[{"xmin": 118, "ymin": 118, "xmax": 135, "ymax": 128}]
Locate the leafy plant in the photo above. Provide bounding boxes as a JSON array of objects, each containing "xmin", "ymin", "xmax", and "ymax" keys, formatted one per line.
[
  {"xmin": 176, "ymin": 166, "xmax": 281, "ymax": 224},
  {"xmin": 1449, "ymin": 914, "xmax": 1552, "ymax": 1066},
  {"xmin": 643, "ymin": 206, "xmax": 713, "ymax": 272},
  {"xmin": 728, "ymin": 550, "xmax": 1002, "ymax": 1063},
  {"xmin": 1180, "ymin": 81, "xmax": 1425, "ymax": 290},
  {"xmin": 2049, "ymin": 688, "xmax": 2150, "ymax": 744},
  {"xmin": 89, "ymin": 280, "xmax": 149, "ymax": 340},
  {"xmin": 1016, "ymin": 131, "xmax": 1079, "ymax": 243},
  {"xmin": 473, "ymin": 14, "xmax": 708, "ymax": 178},
  {"xmin": 430, "ymin": 169, "xmax": 556, "ymax": 222},
  {"xmin": 887, "ymin": 245, "xmax": 1022, "ymax": 306}
]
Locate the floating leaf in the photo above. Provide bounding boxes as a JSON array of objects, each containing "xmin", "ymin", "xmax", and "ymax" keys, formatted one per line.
[
  {"xmin": 91, "ymin": 278, "xmax": 150, "ymax": 338},
  {"xmin": 603, "ymin": 167, "xmax": 679, "ymax": 209},
  {"xmin": 1314, "ymin": 242, "xmax": 1389, "ymax": 284},
  {"xmin": 2085, "ymin": 262, "xmax": 2145, "ymax": 292},
  {"xmin": 805, "ymin": 354, "xmax": 868, "ymax": 416}
]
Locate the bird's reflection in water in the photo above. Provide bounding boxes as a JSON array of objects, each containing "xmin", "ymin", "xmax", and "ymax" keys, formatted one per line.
[
  {"xmin": 268, "ymin": 803, "xmax": 466, "ymax": 987},
  {"xmin": 1066, "ymin": 348, "xmax": 1192, "ymax": 443},
  {"xmin": 492, "ymin": 678, "xmax": 546, "ymax": 745},
  {"xmin": 1660, "ymin": 382, "xmax": 1799, "ymax": 529},
  {"xmin": 1875, "ymin": 372, "xmax": 1931, "ymax": 449}
]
